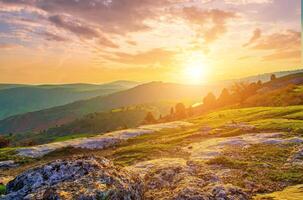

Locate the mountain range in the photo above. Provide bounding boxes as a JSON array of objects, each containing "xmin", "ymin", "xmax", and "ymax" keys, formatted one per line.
[
  {"xmin": 0, "ymin": 81, "xmax": 139, "ymax": 120},
  {"xmin": 0, "ymin": 69, "xmax": 302, "ymax": 136}
]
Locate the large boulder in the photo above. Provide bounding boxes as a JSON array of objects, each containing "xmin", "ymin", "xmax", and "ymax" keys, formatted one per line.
[{"xmin": 2, "ymin": 156, "xmax": 144, "ymax": 200}]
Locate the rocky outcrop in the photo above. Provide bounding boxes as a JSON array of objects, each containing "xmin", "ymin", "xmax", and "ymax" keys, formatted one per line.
[
  {"xmin": 2, "ymin": 156, "xmax": 249, "ymax": 200},
  {"xmin": 2, "ymin": 156, "xmax": 144, "ymax": 200},
  {"xmin": 130, "ymin": 158, "xmax": 249, "ymax": 200},
  {"xmin": 184, "ymin": 132, "xmax": 303, "ymax": 160},
  {"xmin": 17, "ymin": 121, "xmax": 193, "ymax": 158}
]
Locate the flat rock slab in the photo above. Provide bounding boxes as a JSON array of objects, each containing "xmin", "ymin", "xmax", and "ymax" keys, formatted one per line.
[
  {"xmin": 17, "ymin": 121, "xmax": 193, "ymax": 158},
  {"xmin": 0, "ymin": 160, "xmax": 18, "ymax": 169},
  {"xmin": 184, "ymin": 132, "xmax": 303, "ymax": 160}
]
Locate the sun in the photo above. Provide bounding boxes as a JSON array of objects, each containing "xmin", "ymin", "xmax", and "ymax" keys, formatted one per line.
[
  {"xmin": 183, "ymin": 52, "xmax": 208, "ymax": 84},
  {"xmin": 184, "ymin": 65, "xmax": 204, "ymax": 83}
]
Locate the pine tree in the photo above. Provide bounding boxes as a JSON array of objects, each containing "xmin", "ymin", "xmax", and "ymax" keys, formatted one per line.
[
  {"xmin": 203, "ymin": 92, "xmax": 216, "ymax": 108},
  {"xmin": 144, "ymin": 112, "xmax": 156, "ymax": 124}
]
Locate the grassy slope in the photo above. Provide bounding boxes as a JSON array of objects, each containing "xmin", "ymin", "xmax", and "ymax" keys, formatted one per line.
[
  {"xmin": 2, "ymin": 105, "xmax": 303, "ymax": 163},
  {"xmin": 1, "ymin": 105, "xmax": 303, "ymax": 197},
  {"xmin": 254, "ymin": 184, "xmax": 303, "ymax": 200},
  {"xmin": 191, "ymin": 106, "xmax": 303, "ymax": 132},
  {"xmin": 107, "ymin": 105, "xmax": 303, "ymax": 165}
]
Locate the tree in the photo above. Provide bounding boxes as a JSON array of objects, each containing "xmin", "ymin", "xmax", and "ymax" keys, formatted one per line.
[
  {"xmin": 217, "ymin": 88, "xmax": 231, "ymax": 106},
  {"xmin": 231, "ymin": 81, "xmax": 261, "ymax": 104},
  {"xmin": 203, "ymin": 92, "xmax": 216, "ymax": 108},
  {"xmin": 270, "ymin": 74, "xmax": 277, "ymax": 81},
  {"xmin": 175, "ymin": 103, "xmax": 187, "ymax": 119},
  {"xmin": 143, "ymin": 112, "xmax": 156, "ymax": 124}
]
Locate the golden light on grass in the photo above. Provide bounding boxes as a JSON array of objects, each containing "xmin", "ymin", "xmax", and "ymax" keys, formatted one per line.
[{"xmin": 183, "ymin": 51, "xmax": 208, "ymax": 85}]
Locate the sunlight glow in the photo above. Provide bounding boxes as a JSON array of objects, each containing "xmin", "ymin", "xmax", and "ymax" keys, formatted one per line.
[{"xmin": 183, "ymin": 52, "xmax": 208, "ymax": 84}]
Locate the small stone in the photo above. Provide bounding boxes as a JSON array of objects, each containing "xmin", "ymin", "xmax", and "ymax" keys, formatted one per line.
[{"xmin": 0, "ymin": 160, "xmax": 18, "ymax": 169}]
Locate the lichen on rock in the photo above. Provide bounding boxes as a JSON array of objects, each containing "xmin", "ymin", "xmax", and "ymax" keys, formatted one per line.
[{"xmin": 2, "ymin": 156, "xmax": 144, "ymax": 200}]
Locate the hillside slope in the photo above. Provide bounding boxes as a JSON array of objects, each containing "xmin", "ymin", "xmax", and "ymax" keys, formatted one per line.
[
  {"xmin": 1, "ymin": 105, "xmax": 303, "ymax": 199},
  {"xmin": 243, "ymin": 73, "xmax": 303, "ymax": 107}
]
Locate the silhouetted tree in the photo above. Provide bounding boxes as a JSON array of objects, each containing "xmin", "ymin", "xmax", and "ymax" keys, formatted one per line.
[
  {"xmin": 231, "ymin": 81, "xmax": 262, "ymax": 104},
  {"xmin": 270, "ymin": 74, "xmax": 277, "ymax": 81},
  {"xmin": 217, "ymin": 88, "xmax": 232, "ymax": 106},
  {"xmin": 144, "ymin": 112, "xmax": 156, "ymax": 124},
  {"xmin": 203, "ymin": 92, "xmax": 216, "ymax": 108}
]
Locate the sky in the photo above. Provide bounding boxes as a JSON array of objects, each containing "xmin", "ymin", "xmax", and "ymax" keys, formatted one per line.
[{"xmin": 0, "ymin": 0, "xmax": 301, "ymax": 84}]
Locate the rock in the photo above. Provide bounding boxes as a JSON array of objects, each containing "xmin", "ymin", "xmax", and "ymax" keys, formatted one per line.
[
  {"xmin": 224, "ymin": 122, "xmax": 255, "ymax": 131},
  {"xmin": 184, "ymin": 132, "xmax": 302, "ymax": 161},
  {"xmin": 0, "ymin": 161, "xmax": 18, "ymax": 169},
  {"xmin": 17, "ymin": 121, "xmax": 193, "ymax": 158},
  {"xmin": 286, "ymin": 137, "xmax": 303, "ymax": 144},
  {"xmin": 198, "ymin": 126, "xmax": 212, "ymax": 134},
  {"xmin": 261, "ymin": 139, "xmax": 284, "ymax": 145},
  {"xmin": 2, "ymin": 156, "xmax": 144, "ymax": 200},
  {"xmin": 139, "ymin": 159, "xmax": 249, "ymax": 200},
  {"xmin": 287, "ymin": 145, "xmax": 303, "ymax": 166}
]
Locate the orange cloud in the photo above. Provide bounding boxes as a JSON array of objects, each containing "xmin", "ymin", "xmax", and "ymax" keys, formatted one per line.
[
  {"xmin": 244, "ymin": 29, "xmax": 301, "ymax": 61},
  {"xmin": 243, "ymin": 28, "xmax": 261, "ymax": 47}
]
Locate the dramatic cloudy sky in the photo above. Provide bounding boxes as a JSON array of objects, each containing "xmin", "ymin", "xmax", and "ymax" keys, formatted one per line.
[{"xmin": 0, "ymin": 0, "xmax": 301, "ymax": 84}]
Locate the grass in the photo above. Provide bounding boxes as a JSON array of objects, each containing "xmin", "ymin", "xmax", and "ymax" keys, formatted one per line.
[
  {"xmin": 251, "ymin": 119, "xmax": 303, "ymax": 133},
  {"xmin": 253, "ymin": 184, "xmax": 303, "ymax": 200},
  {"xmin": 0, "ymin": 148, "xmax": 34, "ymax": 164},
  {"xmin": 52, "ymin": 133, "xmax": 96, "ymax": 142},
  {"xmin": 190, "ymin": 105, "xmax": 303, "ymax": 133},
  {"xmin": 110, "ymin": 126, "xmax": 198, "ymax": 166},
  {"xmin": 0, "ymin": 184, "xmax": 5, "ymax": 195},
  {"xmin": 206, "ymin": 143, "xmax": 303, "ymax": 193},
  {"xmin": 294, "ymin": 85, "xmax": 303, "ymax": 93},
  {"xmin": 206, "ymin": 156, "xmax": 247, "ymax": 169}
]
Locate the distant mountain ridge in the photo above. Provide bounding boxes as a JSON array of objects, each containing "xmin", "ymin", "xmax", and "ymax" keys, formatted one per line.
[
  {"xmin": 233, "ymin": 69, "xmax": 303, "ymax": 83},
  {"xmin": 0, "ymin": 81, "xmax": 139, "ymax": 120}
]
